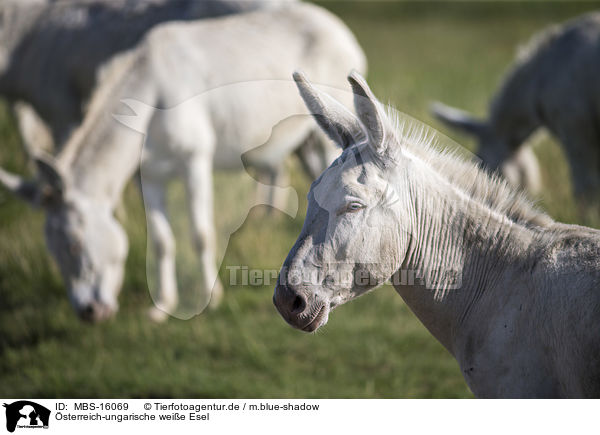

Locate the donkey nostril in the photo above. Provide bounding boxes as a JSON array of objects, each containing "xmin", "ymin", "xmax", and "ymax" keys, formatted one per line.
[
  {"xmin": 78, "ymin": 304, "xmax": 95, "ymax": 321},
  {"xmin": 291, "ymin": 295, "xmax": 305, "ymax": 314}
]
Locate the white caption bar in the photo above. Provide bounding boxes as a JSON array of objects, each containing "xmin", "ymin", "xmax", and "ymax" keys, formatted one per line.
[{"xmin": 1, "ymin": 399, "xmax": 597, "ymax": 435}]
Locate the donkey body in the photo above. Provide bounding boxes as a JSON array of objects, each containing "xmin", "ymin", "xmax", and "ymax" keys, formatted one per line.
[
  {"xmin": 0, "ymin": 0, "xmax": 332, "ymax": 214},
  {"xmin": 274, "ymin": 71, "xmax": 600, "ymax": 398},
  {"xmin": 0, "ymin": 3, "xmax": 366, "ymax": 322},
  {"xmin": 0, "ymin": 0, "xmax": 269, "ymax": 151},
  {"xmin": 432, "ymin": 12, "xmax": 600, "ymax": 200}
]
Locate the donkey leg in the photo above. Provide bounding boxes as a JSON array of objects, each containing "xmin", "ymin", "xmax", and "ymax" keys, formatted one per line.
[
  {"xmin": 294, "ymin": 129, "xmax": 338, "ymax": 180},
  {"xmin": 254, "ymin": 167, "xmax": 290, "ymax": 215},
  {"xmin": 554, "ymin": 119, "xmax": 600, "ymax": 214},
  {"xmin": 143, "ymin": 180, "xmax": 178, "ymax": 322},
  {"xmin": 253, "ymin": 170, "xmax": 273, "ymax": 215},
  {"xmin": 269, "ymin": 169, "xmax": 290, "ymax": 212},
  {"xmin": 185, "ymin": 153, "xmax": 223, "ymax": 311},
  {"xmin": 500, "ymin": 144, "xmax": 542, "ymax": 196}
]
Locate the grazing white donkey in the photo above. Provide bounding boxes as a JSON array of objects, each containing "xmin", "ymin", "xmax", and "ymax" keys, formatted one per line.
[
  {"xmin": 0, "ymin": 2, "xmax": 366, "ymax": 322},
  {"xmin": 0, "ymin": 0, "xmax": 331, "ymax": 212},
  {"xmin": 0, "ymin": 0, "xmax": 268, "ymax": 152},
  {"xmin": 432, "ymin": 11, "xmax": 600, "ymax": 199},
  {"xmin": 274, "ymin": 70, "xmax": 600, "ymax": 398}
]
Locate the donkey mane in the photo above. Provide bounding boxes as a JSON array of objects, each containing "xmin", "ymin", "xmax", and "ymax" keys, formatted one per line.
[
  {"xmin": 511, "ymin": 12, "xmax": 600, "ymax": 69},
  {"xmin": 384, "ymin": 107, "xmax": 554, "ymax": 229},
  {"xmin": 492, "ymin": 13, "xmax": 600, "ymax": 121},
  {"xmin": 57, "ymin": 48, "xmax": 143, "ymax": 169}
]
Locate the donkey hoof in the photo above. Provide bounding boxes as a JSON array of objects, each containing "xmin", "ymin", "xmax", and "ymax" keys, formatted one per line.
[{"xmin": 147, "ymin": 306, "xmax": 170, "ymax": 323}]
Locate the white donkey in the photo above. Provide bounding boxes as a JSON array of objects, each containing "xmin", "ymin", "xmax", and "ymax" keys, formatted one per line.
[
  {"xmin": 0, "ymin": 2, "xmax": 366, "ymax": 322},
  {"xmin": 274, "ymin": 71, "xmax": 600, "ymax": 398},
  {"xmin": 1, "ymin": 0, "xmax": 331, "ymax": 210},
  {"xmin": 432, "ymin": 11, "xmax": 600, "ymax": 200},
  {"xmin": 0, "ymin": 0, "xmax": 268, "ymax": 152}
]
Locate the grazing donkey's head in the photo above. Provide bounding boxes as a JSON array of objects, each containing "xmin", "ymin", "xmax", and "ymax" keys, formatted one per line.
[
  {"xmin": 273, "ymin": 71, "xmax": 413, "ymax": 332},
  {"xmin": 431, "ymin": 102, "xmax": 541, "ymax": 195},
  {"xmin": 0, "ymin": 156, "xmax": 128, "ymax": 322}
]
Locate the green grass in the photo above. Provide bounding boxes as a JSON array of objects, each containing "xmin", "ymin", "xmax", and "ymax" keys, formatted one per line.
[{"xmin": 1, "ymin": 1, "xmax": 598, "ymax": 398}]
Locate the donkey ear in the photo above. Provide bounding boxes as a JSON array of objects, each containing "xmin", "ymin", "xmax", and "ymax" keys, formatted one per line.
[
  {"xmin": 347, "ymin": 70, "xmax": 388, "ymax": 154},
  {"xmin": 34, "ymin": 154, "xmax": 67, "ymax": 204},
  {"xmin": 293, "ymin": 70, "xmax": 365, "ymax": 149},
  {"xmin": 430, "ymin": 102, "xmax": 488, "ymax": 137}
]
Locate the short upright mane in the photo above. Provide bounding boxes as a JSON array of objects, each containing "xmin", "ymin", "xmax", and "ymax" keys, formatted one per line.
[
  {"xmin": 385, "ymin": 107, "xmax": 553, "ymax": 229},
  {"xmin": 56, "ymin": 48, "xmax": 142, "ymax": 169}
]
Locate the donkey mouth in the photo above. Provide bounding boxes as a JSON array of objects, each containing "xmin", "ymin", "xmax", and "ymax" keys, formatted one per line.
[
  {"xmin": 301, "ymin": 304, "xmax": 328, "ymax": 332},
  {"xmin": 76, "ymin": 301, "xmax": 117, "ymax": 323}
]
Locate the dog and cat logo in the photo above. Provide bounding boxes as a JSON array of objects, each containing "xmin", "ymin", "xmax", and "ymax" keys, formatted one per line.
[{"xmin": 3, "ymin": 401, "xmax": 50, "ymax": 432}]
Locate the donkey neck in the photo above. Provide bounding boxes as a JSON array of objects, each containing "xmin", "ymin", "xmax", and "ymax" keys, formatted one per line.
[
  {"xmin": 392, "ymin": 159, "xmax": 538, "ymax": 355},
  {"xmin": 57, "ymin": 53, "xmax": 156, "ymax": 208},
  {"xmin": 488, "ymin": 63, "xmax": 542, "ymax": 150}
]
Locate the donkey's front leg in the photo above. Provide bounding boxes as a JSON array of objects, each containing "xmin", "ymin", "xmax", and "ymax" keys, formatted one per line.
[
  {"xmin": 185, "ymin": 153, "xmax": 223, "ymax": 311},
  {"xmin": 143, "ymin": 180, "xmax": 179, "ymax": 322},
  {"xmin": 255, "ymin": 168, "xmax": 290, "ymax": 214},
  {"xmin": 500, "ymin": 144, "xmax": 542, "ymax": 196}
]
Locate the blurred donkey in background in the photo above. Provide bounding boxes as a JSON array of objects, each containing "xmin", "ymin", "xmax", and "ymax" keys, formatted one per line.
[
  {"xmin": 0, "ymin": 0, "xmax": 334, "ymax": 211},
  {"xmin": 433, "ymin": 11, "xmax": 600, "ymax": 207},
  {"xmin": 0, "ymin": 0, "xmax": 272, "ymax": 153},
  {"xmin": 0, "ymin": 1, "xmax": 366, "ymax": 322}
]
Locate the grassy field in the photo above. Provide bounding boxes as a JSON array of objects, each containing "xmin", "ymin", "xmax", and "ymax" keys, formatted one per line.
[{"xmin": 1, "ymin": 1, "xmax": 598, "ymax": 398}]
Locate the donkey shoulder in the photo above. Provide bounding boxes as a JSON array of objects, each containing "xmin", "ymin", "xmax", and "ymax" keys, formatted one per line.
[
  {"xmin": 529, "ymin": 225, "xmax": 600, "ymax": 314},
  {"xmin": 546, "ymin": 223, "xmax": 600, "ymax": 260}
]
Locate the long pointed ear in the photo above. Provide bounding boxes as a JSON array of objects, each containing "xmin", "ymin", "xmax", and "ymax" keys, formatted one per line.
[
  {"xmin": 34, "ymin": 154, "xmax": 67, "ymax": 205},
  {"xmin": 293, "ymin": 70, "xmax": 365, "ymax": 149},
  {"xmin": 347, "ymin": 70, "xmax": 388, "ymax": 155},
  {"xmin": 0, "ymin": 166, "xmax": 39, "ymax": 205},
  {"xmin": 430, "ymin": 102, "xmax": 488, "ymax": 137}
]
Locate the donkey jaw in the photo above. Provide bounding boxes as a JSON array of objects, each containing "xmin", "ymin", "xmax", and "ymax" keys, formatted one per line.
[{"xmin": 300, "ymin": 303, "xmax": 330, "ymax": 332}]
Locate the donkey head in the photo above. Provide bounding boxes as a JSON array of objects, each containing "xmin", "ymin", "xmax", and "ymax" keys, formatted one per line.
[
  {"xmin": 0, "ymin": 156, "xmax": 128, "ymax": 322},
  {"xmin": 273, "ymin": 71, "xmax": 413, "ymax": 332}
]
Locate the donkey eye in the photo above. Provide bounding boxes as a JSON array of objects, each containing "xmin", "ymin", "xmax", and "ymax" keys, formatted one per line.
[{"xmin": 339, "ymin": 202, "xmax": 365, "ymax": 215}]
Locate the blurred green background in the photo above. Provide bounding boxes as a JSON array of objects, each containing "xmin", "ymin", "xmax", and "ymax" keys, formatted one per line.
[{"xmin": 1, "ymin": 1, "xmax": 598, "ymax": 398}]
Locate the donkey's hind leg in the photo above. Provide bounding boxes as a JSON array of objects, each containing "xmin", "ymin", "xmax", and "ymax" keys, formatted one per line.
[
  {"xmin": 143, "ymin": 179, "xmax": 179, "ymax": 322},
  {"xmin": 185, "ymin": 153, "xmax": 224, "ymax": 311},
  {"xmin": 294, "ymin": 129, "xmax": 339, "ymax": 181}
]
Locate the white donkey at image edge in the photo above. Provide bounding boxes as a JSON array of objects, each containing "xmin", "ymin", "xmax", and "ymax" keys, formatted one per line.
[
  {"xmin": 0, "ymin": 0, "xmax": 271, "ymax": 155},
  {"xmin": 0, "ymin": 2, "xmax": 365, "ymax": 322},
  {"xmin": 273, "ymin": 70, "xmax": 600, "ymax": 398},
  {"xmin": 432, "ymin": 11, "xmax": 600, "ymax": 201}
]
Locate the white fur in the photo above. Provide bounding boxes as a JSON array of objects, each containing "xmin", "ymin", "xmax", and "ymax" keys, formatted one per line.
[
  {"xmin": 0, "ymin": 0, "xmax": 270, "ymax": 151},
  {"xmin": 432, "ymin": 11, "xmax": 600, "ymax": 199},
  {"xmin": 275, "ymin": 71, "xmax": 600, "ymax": 398},
  {"xmin": 0, "ymin": 2, "xmax": 365, "ymax": 321}
]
